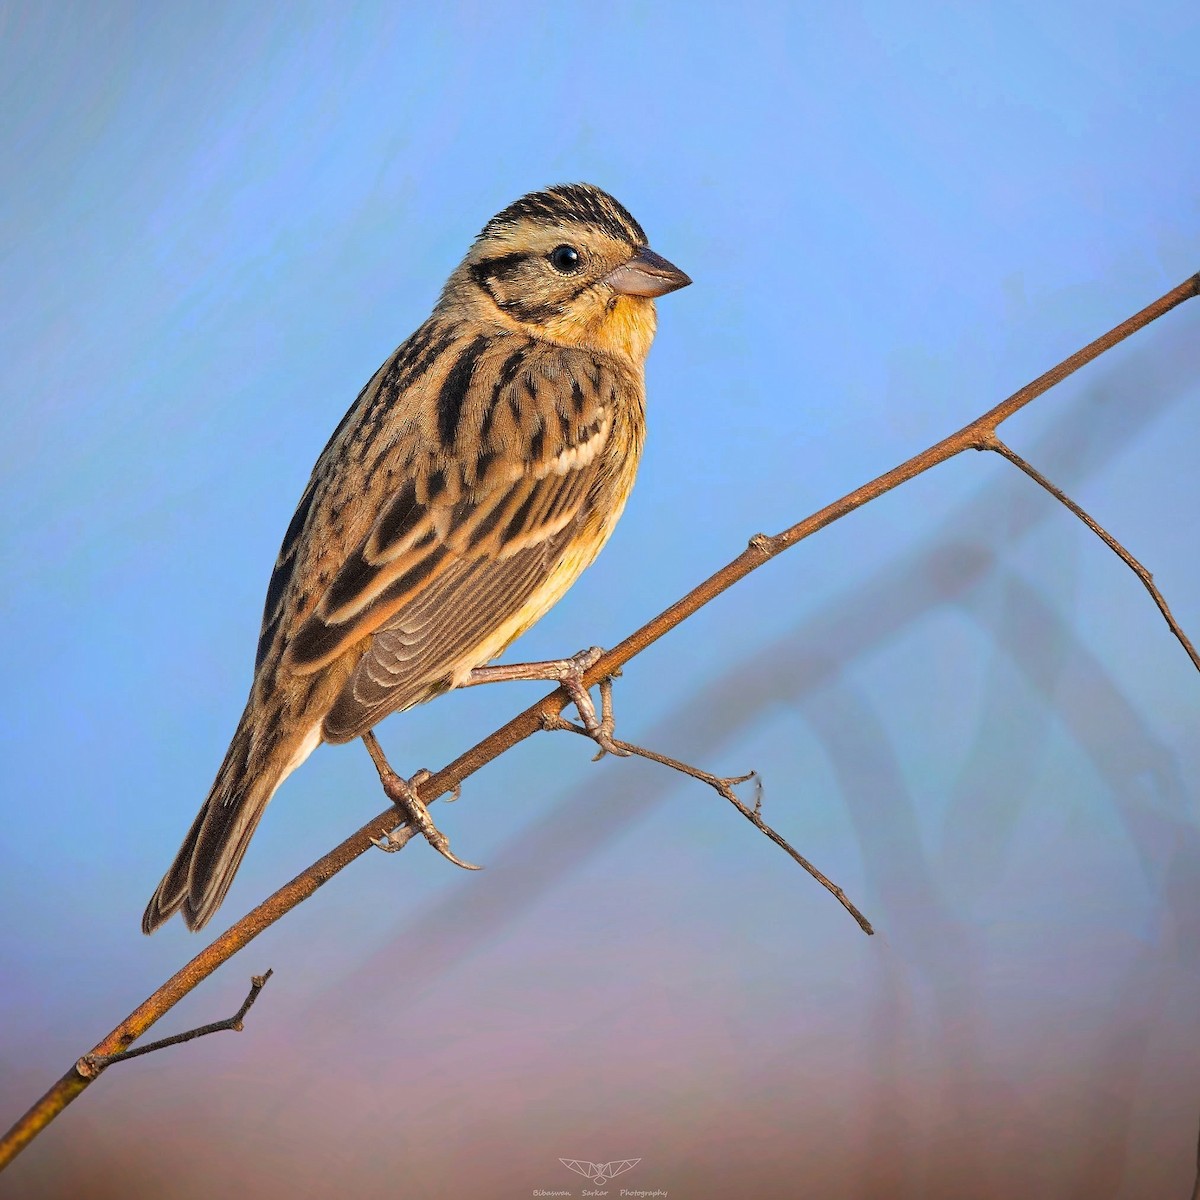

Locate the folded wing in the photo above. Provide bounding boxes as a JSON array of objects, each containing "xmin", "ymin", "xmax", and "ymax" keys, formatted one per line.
[{"xmin": 280, "ymin": 337, "xmax": 622, "ymax": 742}]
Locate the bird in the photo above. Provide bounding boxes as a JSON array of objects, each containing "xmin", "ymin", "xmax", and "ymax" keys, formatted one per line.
[{"xmin": 142, "ymin": 183, "xmax": 691, "ymax": 933}]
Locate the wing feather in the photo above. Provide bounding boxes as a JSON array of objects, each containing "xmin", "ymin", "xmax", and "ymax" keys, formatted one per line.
[
  {"xmin": 278, "ymin": 336, "xmax": 627, "ymax": 741},
  {"xmin": 321, "ymin": 537, "xmax": 563, "ymax": 741}
]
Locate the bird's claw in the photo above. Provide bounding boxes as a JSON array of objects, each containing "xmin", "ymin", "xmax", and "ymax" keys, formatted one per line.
[
  {"xmin": 547, "ymin": 653, "xmax": 630, "ymax": 760},
  {"xmin": 374, "ymin": 767, "xmax": 481, "ymax": 870},
  {"xmin": 371, "ymin": 829, "xmax": 406, "ymax": 854},
  {"xmin": 590, "ymin": 675, "xmax": 628, "ymax": 760}
]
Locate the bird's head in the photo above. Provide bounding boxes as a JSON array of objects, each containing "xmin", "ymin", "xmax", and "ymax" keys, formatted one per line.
[{"xmin": 447, "ymin": 183, "xmax": 691, "ymax": 363}]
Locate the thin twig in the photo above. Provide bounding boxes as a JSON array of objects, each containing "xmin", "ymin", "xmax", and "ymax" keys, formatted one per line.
[
  {"xmin": 0, "ymin": 270, "xmax": 1195, "ymax": 1172},
  {"xmin": 545, "ymin": 710, "xmax": 875, "ymax": 935},
  {"xmin": 984, "ymin": 435, "xmax": 1200, "ymax": 673},
  {"xmin": 76, "ymin": 971, "xmax": 274, "ymax": 1077}
]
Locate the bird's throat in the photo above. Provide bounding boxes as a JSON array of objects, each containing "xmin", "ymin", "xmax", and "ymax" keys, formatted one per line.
[{"xmin": 593, "ymin": 294, "xmax": 658, "ymax": 363}]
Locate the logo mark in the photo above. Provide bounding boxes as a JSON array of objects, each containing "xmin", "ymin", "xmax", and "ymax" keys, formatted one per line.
[{"xmin": 559, "ymin": 1158, "xmax": 641, "ymax": 1184}]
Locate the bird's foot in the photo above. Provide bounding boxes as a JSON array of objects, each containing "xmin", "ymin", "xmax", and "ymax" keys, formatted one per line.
[
  {"xmin": 362, "ymin": 734, "xmax": 480, "ymax": 870},
  {"xmin": 371, "ymin": 768, "xmax": 481, "ymax": 870},
  {"xmin": 544, "ymin": 653, "xmax": 628, "ymax": 761},
  {"xmin": 465, "ymin": 645, "xmax": 628, "ymax": 759}
]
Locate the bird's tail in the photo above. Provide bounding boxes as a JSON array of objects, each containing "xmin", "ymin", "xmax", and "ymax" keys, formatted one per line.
[{"xmin": 142, "ymin": 710, "xmax": 314, "ymax": 934}]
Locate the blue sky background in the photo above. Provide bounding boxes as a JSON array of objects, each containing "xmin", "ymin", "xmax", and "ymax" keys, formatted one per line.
[{"xmin": 2, "ymin": 3, "xmax": 1199, "ymax": 1196}]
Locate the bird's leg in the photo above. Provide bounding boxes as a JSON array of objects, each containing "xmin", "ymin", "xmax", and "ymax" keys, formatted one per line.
[
  {"xmin": 593, "ymin": 675, "xmax": 619, "ymax": 755},
  {"xmin": 463, "ymin": 646, "xmax": 628, "ymax": 759},
  {"xmin": 544, "ymin": 674, "xmax": 623, "ymax": 762},
  {"xmin": 361, "ymin": 731, "xmax": 480, "ymax": 871}
]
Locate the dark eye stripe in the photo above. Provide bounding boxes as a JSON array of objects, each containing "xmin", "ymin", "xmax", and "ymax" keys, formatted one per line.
[{"xmin": 470, "ymin": 252, "xmax": 529, "ymax": 285}]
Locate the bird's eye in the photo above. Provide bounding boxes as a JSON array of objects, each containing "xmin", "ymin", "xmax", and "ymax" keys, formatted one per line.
[{"xmin": 549, "ymin": 244, "xmax": 581, "ymax": 273}]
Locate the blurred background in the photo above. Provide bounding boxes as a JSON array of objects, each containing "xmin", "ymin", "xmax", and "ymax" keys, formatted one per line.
[{"xmin": 2, "ymin": 3, "xmax": 1199, "ymax": 1197}]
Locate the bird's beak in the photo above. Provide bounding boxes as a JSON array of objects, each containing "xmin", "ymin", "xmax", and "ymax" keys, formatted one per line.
[{"xmin": 602, "ymin": 247, "xmax": 692, "ymax": 298}]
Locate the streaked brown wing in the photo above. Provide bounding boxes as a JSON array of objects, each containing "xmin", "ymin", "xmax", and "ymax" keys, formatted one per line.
[
  {"xmin": 254, "ymin": 316, "xmax": 464, "ymax": 673},
  {"xmin": 321, "ymin": 529, "xmax": 570, "ymax": 741},
  {"xmin": 281, "ymin": 338, "xmax": 621, "ymax": 739}
]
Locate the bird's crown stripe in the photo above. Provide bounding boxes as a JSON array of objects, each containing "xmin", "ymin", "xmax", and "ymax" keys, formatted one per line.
[{"xmin": 479, "ymin": 184, "xmax": 646, "ymax": 245}]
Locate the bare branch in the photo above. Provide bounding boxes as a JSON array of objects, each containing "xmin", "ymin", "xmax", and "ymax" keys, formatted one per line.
[
  {"xmin": 76, "ymin": 971, "xmax": 274, "ymax": 1077},
  {"xmin": 983, "ymin": 435, "xmax": 1200, "ymax": 673},
  {"xmin": 545, "ymin": 708, "xmax": 875, "ymax": 935},
  {"xmin": 1, "ymin": 270, "xmax": 1196, "ymax": 1172}
]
